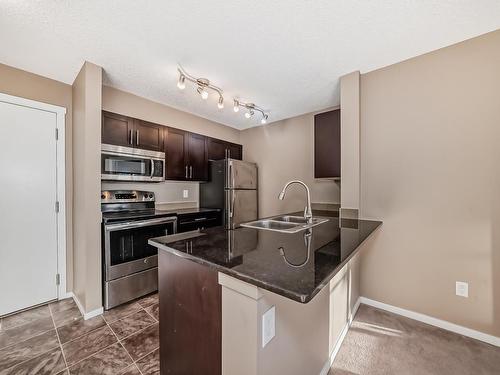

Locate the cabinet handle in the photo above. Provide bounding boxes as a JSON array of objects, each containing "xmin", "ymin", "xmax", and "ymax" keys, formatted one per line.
[
  {"xmin": 227, "ymin": 149, "xmax": 231, "ymax": 159},
  {"xmin": 185, "ymin": 165, "xmax": 188, "ymax": 179},
  {"xmin": 189, "ymin": 166, "xmax": 193, "ymax": 179},
  {"xmin": 136, "ymin": 130, "xmax": 140, "ymax": 146},
  {"xmin": 129, "ymin": 130, "xmax": 133, "ymax": 145}
]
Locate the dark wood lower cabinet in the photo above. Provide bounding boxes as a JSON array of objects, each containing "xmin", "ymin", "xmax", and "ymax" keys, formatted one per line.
[{"xmin": 159, "ymin": 250, "xmax": 221, "ymax": 375}]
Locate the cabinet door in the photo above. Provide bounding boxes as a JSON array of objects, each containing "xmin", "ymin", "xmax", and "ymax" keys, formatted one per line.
[
  {"xmin": 165, "ymin": 128, "xmax": 188, "ymax": 180},
  {"xmin": 134, "ymin": 120, "xmax": 164, "ymax": 152},
  {"xmin": 187, "ymin": 133, "xmax": 208, "ymax": 181},
  {"xmin": 207, "ymin": 138, "xmax": 227, "ymax": 160},
  {"xmin": 314, "ymin": 109, "xmax": 340, "ymax": 178},
  {"xmin": 227, "ymin": 143, "xmax": 242, "ymax": 160},
  {"xmin": 102, "ymin": 111, "xmax": 134, "ymax": 147}
]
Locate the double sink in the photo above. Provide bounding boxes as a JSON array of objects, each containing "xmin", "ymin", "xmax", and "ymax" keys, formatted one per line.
[{"xmin": 241, "ymin": 215, "xmax": 329, "ymax": 234}]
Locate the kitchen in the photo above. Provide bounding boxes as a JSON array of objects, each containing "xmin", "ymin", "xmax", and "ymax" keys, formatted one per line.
[{"xmin": 1, "ymin": 2, "xmax": 500, "ymax": 375}]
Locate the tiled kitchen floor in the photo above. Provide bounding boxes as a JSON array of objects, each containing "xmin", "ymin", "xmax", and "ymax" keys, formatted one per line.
[{"xmin": 0, "ymin": 293, "xmax": 159, "ymax": 374}]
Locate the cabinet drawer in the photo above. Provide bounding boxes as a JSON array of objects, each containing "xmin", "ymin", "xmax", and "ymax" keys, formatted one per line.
[{"xmin": 177, "ymin": 211, "xmax": 221, "ymax": 233}]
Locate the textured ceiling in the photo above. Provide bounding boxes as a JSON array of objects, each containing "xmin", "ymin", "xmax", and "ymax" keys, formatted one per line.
[{"xmin": 1, "ymin": 1, "xmax": 499, "ymax": 129}]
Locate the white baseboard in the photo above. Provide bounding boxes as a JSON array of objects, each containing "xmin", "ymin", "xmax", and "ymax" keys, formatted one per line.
[
  {"xmin": 319, "ymin": 297, "xmax": 361, "ymax": 375},
  {"xmin": 359, "ymin": 297, "xmax": 500, "ymax": 347},
  {"xmin": 68, "ymin": 292, "xmax": 104, "ymax": 320}
]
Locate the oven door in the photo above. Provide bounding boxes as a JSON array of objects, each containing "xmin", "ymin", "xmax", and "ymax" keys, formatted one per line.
[
  {"xmin": 103, "ymin": 216, "xmax": 177, "ymax": 281},
  {"xmin": 101, "ymin": 144, "xmax": 165, "ymax": 182}
]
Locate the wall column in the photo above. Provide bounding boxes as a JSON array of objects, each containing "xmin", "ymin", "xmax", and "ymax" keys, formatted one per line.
[{"xmin": 71, "ymin": 61, "xmax": 103, "ymax": 316}]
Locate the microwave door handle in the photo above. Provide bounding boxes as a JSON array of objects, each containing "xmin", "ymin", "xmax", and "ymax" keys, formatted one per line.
[{"xmin": 150, "ymin": 159, "xmax": 154, "ymax": 178}]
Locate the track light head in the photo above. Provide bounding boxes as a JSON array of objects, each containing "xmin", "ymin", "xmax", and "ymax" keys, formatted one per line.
[
  {"xmin": 218, "ymin": 96, "xmax": 224, "ymax": 109},
  {"xmin": 261, "ymin": 114, "xmax": 268, "ymax": 124},
  {"xmin": 177, "ymin": 74, "xmax": 186, "ymax": 90},
  {"xmin": 197, "ymin": 86, "xmax": 209, "ymax": 100},
  {"xmin": 233, "ymin": 100, "xmax": 240, "ymax": 112}
]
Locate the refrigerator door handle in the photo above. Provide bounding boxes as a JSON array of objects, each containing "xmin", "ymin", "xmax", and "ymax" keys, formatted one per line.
[
  {"xmin": 228, "ymin": 162, "xmax": 233, "ymax": 189},
  {"xmin": 229, "ymin": 162, "xmax": 236, "ymax": 189},
  {"xmin": 230, "ymin": 190, "xmax": 235, "ymax": 218}
]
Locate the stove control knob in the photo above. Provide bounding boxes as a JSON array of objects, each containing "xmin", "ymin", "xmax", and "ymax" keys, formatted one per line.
[{"xmin": 101, "ymin": 194, "xmax": 105, "ymax": 200}]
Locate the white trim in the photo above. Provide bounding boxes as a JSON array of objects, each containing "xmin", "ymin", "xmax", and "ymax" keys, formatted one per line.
[
  {"xmin": 0, "ymin": 93, "xmax": 67, "ymax": 115},
  {"xmin": 359, "ymin": 297, "xmax": 500, "ymax": 347},
  {"xmin": 0, "ymin": 92, "xmax": 68, "ymax": 304},
  {"xmin": 70, "ymin": 292, "xmax": 104, "ymax": 320},
  {"xmin": 319, "ymin": 297, "xmax": 361, "ymax": 375}
]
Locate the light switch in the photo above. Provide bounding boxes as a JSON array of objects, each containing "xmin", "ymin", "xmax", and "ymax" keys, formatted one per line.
[
  {"xmin": 262, "ymin": 306, "xmax": 275, "ymax": 347},
  {"xmin": 183, "ymin": 189, "xmax": 189, "ymax": 198},
  {"xmin": 456, "ymin": 281, "xmax": 468, "ymax": 297}
]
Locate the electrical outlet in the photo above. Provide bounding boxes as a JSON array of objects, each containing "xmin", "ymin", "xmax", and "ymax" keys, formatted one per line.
[
  {"xmin": 183, "ymin": 189, "xmax": 189, "ymax": 198},
  {"xmin": 262, "ymin": 306, "xmax": 275, "ymax": 348},
  {"xmin": 456, "ymin": 281, "xmax": 468, "ymax": 298}
]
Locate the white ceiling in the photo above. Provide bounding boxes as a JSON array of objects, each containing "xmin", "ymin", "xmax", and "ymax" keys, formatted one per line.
[{"xmin": 1, "ymin": 1, "xmax": 499, "ymax": 129}]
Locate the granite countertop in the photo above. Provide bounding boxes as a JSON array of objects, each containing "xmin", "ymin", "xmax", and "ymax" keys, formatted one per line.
[{"xmin": 149, "ymin": 211, "xmax": 382, "ymax": 303}]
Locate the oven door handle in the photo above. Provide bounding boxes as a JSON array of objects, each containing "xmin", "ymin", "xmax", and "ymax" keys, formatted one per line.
[{"xmin": 105, "ymin": 217, "xmax": 177, "ymax": 231}]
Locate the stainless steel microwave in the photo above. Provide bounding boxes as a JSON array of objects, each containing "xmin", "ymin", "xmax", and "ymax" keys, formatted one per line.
[{"xmin": 101, "ymin": 144, "xmax": 165, "ymax": 182}]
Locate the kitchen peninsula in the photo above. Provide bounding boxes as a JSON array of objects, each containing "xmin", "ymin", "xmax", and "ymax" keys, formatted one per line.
[{"xmin": 149, "ymin": 211, "xmax": 382, "ymax": 375}]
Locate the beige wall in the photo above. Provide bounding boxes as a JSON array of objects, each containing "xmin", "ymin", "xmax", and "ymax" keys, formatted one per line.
[
  {"xmin": 340, "ymin": 71, "xmax": 360, "ymax": 216},
  {"xmin": 102, "ymin": 86, "xmax": 240, "ymax": 144},
  {"xmin": 359, "ymin": 30, "xmax": 500, "ymax": 336},
  {"xmin": 72, "ymin": 62, "xmax": 103, "ymax": 312},
  {"xmin": 0, "ymin": 63, "xmax": 74, "ymax": 292},
  {"xmin": 241, "ymin": 113, "xmax": 340, "ymax": 217}
]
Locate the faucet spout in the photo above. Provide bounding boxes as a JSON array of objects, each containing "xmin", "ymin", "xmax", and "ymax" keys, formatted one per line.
[{"xmin": 278, "ymin": 180, "xmax": 313, "ymax": 224}]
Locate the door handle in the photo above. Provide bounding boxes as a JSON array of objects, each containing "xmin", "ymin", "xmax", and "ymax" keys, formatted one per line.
[
  {"xmin": 129, "ymin": 130, "xmax": 133, "ymax": 145},
  {"xmin": 136, "ymin": 130, "xmax": 139, "ymax": 146},
  {"xmin": 189, "ymin": 166, "xmax": 193, "ymax": 179},
  {"xmin": 185, "ymin": 165, "xmax": 188, "ymax": 179}
]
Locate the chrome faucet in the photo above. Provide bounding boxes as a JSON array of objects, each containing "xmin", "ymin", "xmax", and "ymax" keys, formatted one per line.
[{"xmin": 278, "ymin": 180, "xmax": 313, "ymax": 224}]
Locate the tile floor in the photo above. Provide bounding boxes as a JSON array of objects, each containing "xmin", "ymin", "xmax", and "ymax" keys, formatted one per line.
[{"xmin": 0, "ymin": 293, "xmax": 159, "ymax": 375}]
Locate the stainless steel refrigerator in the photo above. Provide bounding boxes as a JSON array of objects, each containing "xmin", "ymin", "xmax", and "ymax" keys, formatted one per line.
[{"xmin": 200, "ymin": 159, "xmax": 258, "ymax": 229}]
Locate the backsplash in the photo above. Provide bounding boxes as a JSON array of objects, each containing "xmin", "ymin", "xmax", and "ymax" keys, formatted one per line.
[{"xmin": 101, "ymin": 181, "xmax": 199, "ymax": 207}]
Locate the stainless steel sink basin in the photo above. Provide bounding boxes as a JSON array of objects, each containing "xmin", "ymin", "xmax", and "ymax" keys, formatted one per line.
[
  {"xmin": 243, "ymin": 220, "xmax": 298, "ymax": 230},
  {"xmin": 271, "ymin": 215, "xmax": 308, "ymax": 224},
  {"xmin": 240, "ymin": 216, "xmax": 329, "ymax": 233}
]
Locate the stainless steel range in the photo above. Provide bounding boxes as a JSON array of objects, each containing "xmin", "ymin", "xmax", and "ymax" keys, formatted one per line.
[{"xmin": 101, "ymin": 190, "xmax": 177, "ymax": 309}]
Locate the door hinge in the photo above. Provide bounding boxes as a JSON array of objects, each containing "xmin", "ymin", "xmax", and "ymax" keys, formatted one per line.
[
  {"xmin": 56, "ymin": 273, "xmax": 60, "ymax": 285},
  {"xmin": 55, "ymin": 128, "xmax": 59, "ymax": 140},
  {"xmin": 55, "ymin": 201, "xmax": 60, "ymax": 213}
]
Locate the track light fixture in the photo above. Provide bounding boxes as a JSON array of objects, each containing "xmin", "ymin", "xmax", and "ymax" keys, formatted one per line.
[
  {"xmin": 177, "ymin": 66, "xmax": 223, "ymax": 106},
  {"xmin": 176, "ymin": 66, "xmax": 269, "ymax": 124},
  {"xmin": 233, "ymin": 100, "xmax": 268, "ymax": 124}
]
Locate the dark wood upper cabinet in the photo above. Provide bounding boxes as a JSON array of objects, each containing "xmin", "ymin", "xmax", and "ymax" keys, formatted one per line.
[
  {"xmin": 102, "ymin": 111, "xmax": 134, "ymax": 147},
  {"xmin": 187, "ymin": 133, "xmax": 208, "ymax": 181},
  {"xmin": 207, "ymin": 138, "xmax": 227, "ymax": 160},
  {"xmin": 102, "ymin": 110, "xmax": 243, "ymax": 182},
  {"xmin": 207, "ymin": 137, "xmax": 243, "ymax": 161},
  {"xmin": 314, "ymin": 109, "xmax": 341, "ymax": 179},
  {"xmin": 134, "ymin": 119, "xmax": 164, "ymax": 152},
  {"xmin": 165, "ymin": 127, "xmax": 189, "ymax": 180},
  {"xmin": 227, "ymin": 143, "xmax": 242, "ymax": 160},
  {"xmin": 102, "ymin": 111, "xmax": 163, "ymax": 151}
]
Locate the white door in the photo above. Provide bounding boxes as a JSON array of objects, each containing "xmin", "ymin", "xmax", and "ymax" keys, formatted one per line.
[{"xmin": 0, "ymin": 100, "xmax": 59, "ymax": 316}]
